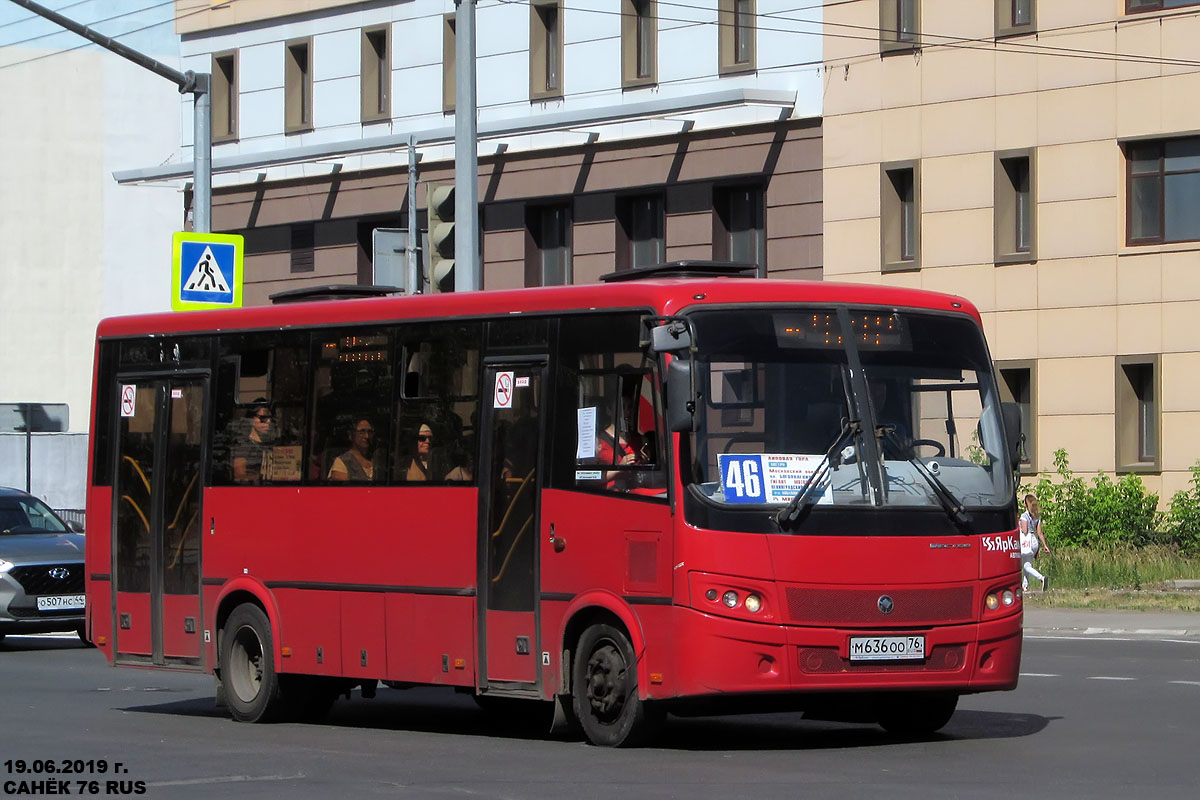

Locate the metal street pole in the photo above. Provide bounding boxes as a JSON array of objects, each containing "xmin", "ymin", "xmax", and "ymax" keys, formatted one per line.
[
  {"xmin": 408, "ymin": 136, "xmax": 420, "ymax": 293},
  {"xmin": 454, "ymin": 0, "xmax": 480, "ymax": 292},
  {"xmin": 6, "ymin": 0, "xmax": 212, "ymax": 232}
]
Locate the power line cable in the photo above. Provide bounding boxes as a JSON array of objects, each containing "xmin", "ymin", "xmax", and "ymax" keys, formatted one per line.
[
  {"xmin": 0, "ymin": 0, "xmax": 176, "ymax": 49},
  {"xmin": 0, "ymin": 0, "xmax": 228, "ymax": 72},
  {"xmin": 497, "ymin": 0, "xmax": 1200, "ymax": 70},
  {"xmin": 0, "ymin": 0, "xmax": 91, "ymax": 31}
]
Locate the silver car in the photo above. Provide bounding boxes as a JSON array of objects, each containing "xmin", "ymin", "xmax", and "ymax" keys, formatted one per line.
[{"xmin": 0, "ymin": 487, "xmax": 88, "ymax": 645}]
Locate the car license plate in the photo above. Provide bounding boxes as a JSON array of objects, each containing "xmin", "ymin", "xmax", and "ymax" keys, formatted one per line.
[
  {"xmin": 36, "ymin": 594, "xmax": 85, "ymax": 612},
  {"xmin": 849, "ymin": 635, "xmax": 925, "ymax": 662}
]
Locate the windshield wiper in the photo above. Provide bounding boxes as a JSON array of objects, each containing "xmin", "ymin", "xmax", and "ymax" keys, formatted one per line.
[
  {"xmin": 775, "ymin": 419, "xmax": 861, "ymax": 528},
  {"xmin": 880, "ymin": 427, "xmax": 972, "ymax": 529}
]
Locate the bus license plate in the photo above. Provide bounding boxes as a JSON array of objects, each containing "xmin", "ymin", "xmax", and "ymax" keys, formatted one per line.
[
  {"xmin": 36, "ymin": 594, "xmax": 85, "ymax": 612},
  {"xmin": 849, "ymin": 635, "xmax": 925, "ymax": 662}
]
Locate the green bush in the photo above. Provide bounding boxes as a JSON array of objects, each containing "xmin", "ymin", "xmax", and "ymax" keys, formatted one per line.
[
  {"xmin": 1165, "ymin": 463, "xmax": 1200, "ymax": 557},
  {"xmin": 1031, "ymin": 449, "xmax": 1161, "ymax": 549}
]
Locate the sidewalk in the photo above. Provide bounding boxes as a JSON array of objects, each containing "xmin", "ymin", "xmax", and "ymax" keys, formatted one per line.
[{"xmin": 1024, "ymin": 607, "xmax": 1200, "ymax": 638}]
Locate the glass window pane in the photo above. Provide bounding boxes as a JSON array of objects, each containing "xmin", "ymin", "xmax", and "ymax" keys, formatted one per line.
[
  {"xmin": 1013, "ymin": 0, "xmax": 1032, "ymax": 26},
  {"xmin": 1128, "ymin": 143, "xmax": 1162, "ymax": 176},
  {"xmin": 1130, "ymin": 175, "xmax": 1162, "ymax": 240},
  {"xmin": 1164, "ymin": 172, "xmax": 1200, "ymax": 242},
  {"xmin": 898, "ymin": 0, "xmax": 916, "ymax": 39},
  {"xmin": 735, "ymin": 0, "xmax": 752, "ymax": 62},
  {"xmin": 1164, "ymin": 138, "xmax": 1200, "ymax": 172}
]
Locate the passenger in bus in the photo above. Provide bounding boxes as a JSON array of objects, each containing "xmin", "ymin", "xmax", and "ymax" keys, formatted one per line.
[
  {"xmin": 403, "ymin": 423, "xmax": 435, "ymax": 479},
  {"xmin": 232, "ymin": 400, "xmax": 275, "ymax": 483},
  {"xmin": 402, "ymin": 421, "xmax": 472, "ymax": 481},
  {"xmin": 327, "ymin": 416, "xmax": 380, "ymax": 482}
]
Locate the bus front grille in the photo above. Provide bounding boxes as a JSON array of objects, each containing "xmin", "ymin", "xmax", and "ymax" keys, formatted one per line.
[{"xmin": 784, "ymin": 586, "xmax": 974, "ymax": 626}]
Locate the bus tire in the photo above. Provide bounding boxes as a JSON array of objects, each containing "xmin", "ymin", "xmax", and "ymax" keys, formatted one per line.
[
  {"xmin": 571, "ymin": 623, "xmax": 659, "ymax": 747},
  {"xmin": 876, "ymin": 692, "xmax": 958, "ymax": 736},
  {"xmin": 221, "ymin": 603, "xmax": 284, "ymax": 723}
]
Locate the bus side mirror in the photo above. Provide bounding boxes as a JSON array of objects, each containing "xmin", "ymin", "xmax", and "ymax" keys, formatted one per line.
[
  {"xmin": 649, "ymin": 321, "xmax": 692, "ymax": 353},
  {"xmin": 666, "ymin": 357, "xmax": 698, "ymax": 433},
  {"xmin": 1001, "ymin": 402, "xmax": 1022, "ymax": 466}
]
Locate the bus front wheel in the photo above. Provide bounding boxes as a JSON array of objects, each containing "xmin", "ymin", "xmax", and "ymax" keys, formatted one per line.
[
  {"xmin": 571, "ymin": 623, "xmax": 660, "ymax": 747},
  {"xmin": 221, "ymin": 604, "xmax": 284, "ymax": 723},
  {"xmin": 876, "ymin": 692, "xmax": 958, "ymax": 736}
]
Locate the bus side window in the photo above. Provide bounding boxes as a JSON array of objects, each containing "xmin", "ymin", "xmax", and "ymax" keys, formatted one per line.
[
  {"xmin": 212, "ymin": 332, "xmax": 309, "ymax": 485},
  {"xmin": 310, "ymin": 329, "xmax": 393, "ymax": 484},
  {"xmin": 394, "ymin": 322, "xmax": 481, "ymax": 484},
  {"xmin": 553, "ymin": 311, "xmax": 667, "ymax": 498}
]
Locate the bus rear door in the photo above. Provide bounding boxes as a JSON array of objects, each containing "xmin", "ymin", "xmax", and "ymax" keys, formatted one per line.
[
  {"xmin": 111, "ymin": 374, "xmax": 207, "ymax": 667},
  {"xmin": 477, "ymin": 360, "xmax": 547, "ymax": 695}
]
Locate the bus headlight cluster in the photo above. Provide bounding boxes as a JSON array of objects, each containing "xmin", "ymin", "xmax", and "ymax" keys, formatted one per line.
[
  {"xmin": 707, "ymin": 588, "xmax": 763, "ymax": 613},
  {"xmin": 984, "ymin": 587, "xmax": 1019, "ymax": 611}
]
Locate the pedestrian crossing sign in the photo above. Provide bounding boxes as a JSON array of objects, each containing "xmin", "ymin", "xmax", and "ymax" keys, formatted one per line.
[{"xmin": 171, "ymin": 231, "xmax": 244, "ymax": 311}]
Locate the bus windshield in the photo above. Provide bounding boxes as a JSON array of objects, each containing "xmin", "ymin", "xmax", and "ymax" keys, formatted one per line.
[{"xmin": 686, "ymin": 306, "xmax": 1013, "ymax": 515}]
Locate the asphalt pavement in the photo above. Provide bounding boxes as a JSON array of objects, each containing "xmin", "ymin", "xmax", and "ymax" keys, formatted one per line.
[{"xmin": 1024, "ymin": 606, "xmax": 1200, "ymax": 638}]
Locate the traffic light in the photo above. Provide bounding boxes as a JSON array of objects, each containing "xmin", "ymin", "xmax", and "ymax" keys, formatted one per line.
[{"xmin": 427, "ymin": 183, "xmax": 455, "ymax": 292}]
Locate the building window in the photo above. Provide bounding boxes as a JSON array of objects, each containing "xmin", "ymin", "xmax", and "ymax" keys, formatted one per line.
[
  {"xmin": 618, "ymin": 194, "xmax": 665, "ymax": 270},
  {"xmin": 880, "ymin": 0, "xmax": 920, "ymax": 54},
  {"xmin": 997, "ymin": 0, "xmax": 1036, "ymax": 36},
  {"xmin": 622, "ymin": 0, "xmax": 656, "ymax": 87},
  {"xmin": 361, "ymin": 25, "xmax": 390, "ymax": 123},
  {"xmin": 718, "ymin": 0, "xmax": 755, "ymax": 74},
  {"xmin": 1116, "ymin": 356, "xmax": 1159, "ymax": 471},
  {"xmin": 211, "ymin": 50, "xmax": 238, "ymax": 142},
  {"xmin": 291, "ymin": 223, "xmax": 315, "ymax": 273},
  {"xmin": 997, "ymin": 361, "xmax": 1036, "ymax": 472},
  {"xmin": 442, "ymin": 14, "xmax": 456, "ymax": 113},
  {"xmin": 1127, "ymin": 1, "xmax": 1200, "ymax": 13},
  {"xmin": 285, "ymin": 38, "xmax": 313, "ymax": 133},
  {"xmin": 526, "ymin": 204, "xmax": 572, "ymax": 287},
  {"xmin": 881, "ymin": 161, "xmax": 920, "ymax": 271},
  {"xmin": 995, "ymin": 149, "xmax": 1036, "ymax": 263},
  {"xmin": 713, "ymin": 185, "xmax": 765, "ymax": 276},
  {"xmin": 1127, "ymin": 136, "xmax": 1200, "ymax": 245},
  {"xmin": 530, "ymin": 0, "xmax": 563, "ymax": 100}
]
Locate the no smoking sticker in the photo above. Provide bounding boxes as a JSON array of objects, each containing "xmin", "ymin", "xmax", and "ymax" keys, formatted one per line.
[
  {"xmin": 494, "ymin": 371, "xmax": 514, "ymax": 409},
  {"xmin": 120, "ymin": 385, "xmax": 137, "ymax": 417}
]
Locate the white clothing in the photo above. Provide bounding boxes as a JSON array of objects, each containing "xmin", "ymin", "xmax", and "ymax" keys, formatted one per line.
[
  {"xmin": 1019, "ymin": 510, "xmax": 1041, "ymax": 556},
  {"xmin": 1019, "ymin": 509, "xmax": 1046, "ymax": 590}
]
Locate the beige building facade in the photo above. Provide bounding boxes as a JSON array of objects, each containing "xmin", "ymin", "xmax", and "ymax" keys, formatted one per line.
[{"xmin": 823, "ymin": 0, "xmax": 1200, "ymax": 499}]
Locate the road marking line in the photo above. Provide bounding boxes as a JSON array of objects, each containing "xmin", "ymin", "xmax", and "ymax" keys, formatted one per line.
[
  {"xmin": 1086, "ymin": 676, "xmax": 1136, "ymax": 681},
  {"xmin": 1026, "ymin": 635, "xmax": 1200, "ymax": 645},
  {"xmin": 148, "ymin": 774, "xmax": 306, "ymax": 787},
  {"xmin": 1019, "ymin": 673, "xmax": 1060, "ymax": 678},
  {"xmin": 1169, "ymin": 681, "xmax": 1200, "ymax": 687}
]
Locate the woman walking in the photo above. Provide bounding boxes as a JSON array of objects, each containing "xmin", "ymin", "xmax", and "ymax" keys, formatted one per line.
[{"xmin": 1019, "ymin": 494, "xmax": 1050, "ymax": 591}]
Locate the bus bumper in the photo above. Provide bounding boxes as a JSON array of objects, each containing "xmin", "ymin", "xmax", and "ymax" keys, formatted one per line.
[{"xmin": 664, "ymin": 606, "xmax": 1022, "ymax": 698}]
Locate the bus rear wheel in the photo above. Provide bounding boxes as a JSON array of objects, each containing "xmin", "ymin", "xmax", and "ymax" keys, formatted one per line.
[
  {"xmin": 876, "ymin": 692, "xmax": 958, "ymax": 736},
  {"xmin": 572, "ymin": 623, "xmax": 659, "ymax": 747},
  {"xmin": 221, "ymin": 604, "xmax": 284, "ymax": 723}
]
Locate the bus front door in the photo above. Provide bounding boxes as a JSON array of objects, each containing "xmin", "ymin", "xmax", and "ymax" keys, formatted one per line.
[
  {"xmin": 111, "ymin": 375, "xmax": 207, "ymax": 668},
  {"xmin": 478, "ymin": 361, "xmax": 546, "ymax": 694}
]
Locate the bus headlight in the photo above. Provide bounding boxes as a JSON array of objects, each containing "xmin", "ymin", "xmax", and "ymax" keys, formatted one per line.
[
  {"xmin": 1002, "ymin": 589, "xmax": 1015, "ymax": 606},
  {"xmin": 744, "ymin": 594, "xmax": 762, "ymax": 613},
  {"xmin": 722, "ymin": 590, "xmax": 739, "ymax": 608},
  {"xmin": 985, "ymin": 593, "xmax": 1000, "ymax": 611}
]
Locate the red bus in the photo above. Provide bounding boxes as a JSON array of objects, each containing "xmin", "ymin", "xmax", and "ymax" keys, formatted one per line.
[{"xmin": 84, "ymin": 262, "xmax": 1024, "ymax": 746}]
